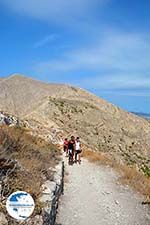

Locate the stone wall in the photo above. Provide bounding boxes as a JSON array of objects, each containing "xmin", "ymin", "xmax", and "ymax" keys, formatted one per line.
[
  {"xmin": 43, "ymin": 161, "xmax": 64, "ymax": 225},
  {"xmin": 27, "ymin": 160, "xmax": 65, "ymax": 225}
]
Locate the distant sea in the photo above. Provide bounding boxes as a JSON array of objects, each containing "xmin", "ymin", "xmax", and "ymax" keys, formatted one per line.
[{"xmin": 131, "ymin": 112, "xmax": 150, "ymax": 119}]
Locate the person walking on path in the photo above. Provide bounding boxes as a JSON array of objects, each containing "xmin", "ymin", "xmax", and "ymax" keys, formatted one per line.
[
  {"xmin": 75, "ymin": 137, "xmax": 82, "ymax": 164},
  {"xmin": 63, "ymin": 138, "xmax": 69, "ymax": 156},
  {"xmin": 68, "ymin": 136, "xmax": 75, "ymax": 164}
]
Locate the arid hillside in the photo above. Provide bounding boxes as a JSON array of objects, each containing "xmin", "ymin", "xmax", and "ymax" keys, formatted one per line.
[
  {"xmin": 0, "ymin": 74, "xmax": 150, "ymax": 171},
  {"xmin": 0, "ymin": 74, "xmax": 96, "ymax": 116},
  {"xmin": 0, "ymin": 124, "xmax": 60, "ymax": 224}
]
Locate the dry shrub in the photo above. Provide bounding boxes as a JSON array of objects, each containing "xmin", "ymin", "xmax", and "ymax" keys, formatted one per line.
[
  {"xmin": 83, "ymin": 149, "xmax": 150, "ymax": 200},
  {"xmin": 82, "ymin": 149, "xmax": 111, "ymax": 165},
  {"xmin": 119, "ymin": 164, "xmax": 150, "ymax": 198},
  {"xmin": 0, "ymin": 124, "xmax": 61, "ymax": 213}
]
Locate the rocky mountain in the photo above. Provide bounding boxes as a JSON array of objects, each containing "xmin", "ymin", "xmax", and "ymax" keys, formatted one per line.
[{"xmin": 0, "ymin": 74, "xmax": 150, "ymax": 169}]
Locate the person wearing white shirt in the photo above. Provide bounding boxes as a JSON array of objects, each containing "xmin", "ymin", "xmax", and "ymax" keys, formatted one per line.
[{"xmin": 75, "ymin": 137, "xmax": 82, "ymax": 164}]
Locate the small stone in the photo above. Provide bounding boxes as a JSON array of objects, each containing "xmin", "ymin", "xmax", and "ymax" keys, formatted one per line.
[
  {"xmin": 116, "ymin": 212, "xmax": 120, "ymax": 218},
  {"xmin": 115, "ymin": 200, "xmax": 119, "ymax": 205}
]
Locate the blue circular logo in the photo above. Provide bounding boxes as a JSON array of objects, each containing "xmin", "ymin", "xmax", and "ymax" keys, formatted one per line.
[{"xmin": 6, "ymin": 191, "xmax": 35, "ymax": 220}]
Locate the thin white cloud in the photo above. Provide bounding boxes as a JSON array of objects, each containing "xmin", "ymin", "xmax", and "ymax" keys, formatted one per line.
[
  {"xmin": 78, "ymin": 74, "xmax": 150, "ymax": 90},
  {"xmin": 3, "ymin": 0, "xmax": 149, "ymax": 93},
  {"xmin": 33, "ymin": 31, "xmax": 150, "ymax": 93},
  {"xmin": 34, "ymin": 34, "xmax": 58, "ymax": 48},
  {"xmin": 67, "ymin": 32, "xmax": 150, "ymax": 71},
  {"xmin": 1, "ymin": 0, "xmax": 109, "ymax": 25},
  {"xmin": 96, "ymin": 90, "xmax": 150, "ymax": 97},
  {"xmin": 34, "ymin": 31, "xmax": 150, "ymax": 73}
]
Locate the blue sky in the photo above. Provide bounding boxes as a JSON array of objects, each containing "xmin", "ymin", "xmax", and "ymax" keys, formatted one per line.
[{"xmin": 0, "ymin": 0, "xmax": 150, "ymax": 113}]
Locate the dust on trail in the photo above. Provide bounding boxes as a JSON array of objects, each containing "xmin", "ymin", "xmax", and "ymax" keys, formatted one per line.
[{"xmin": 56, "ymin": 156, "xmax": 150, "ymax": 225}]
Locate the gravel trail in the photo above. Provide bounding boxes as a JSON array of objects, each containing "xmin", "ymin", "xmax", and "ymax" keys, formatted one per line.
[{"xmin": 56, "ymin": 157, "xmax": 150, "ymax": 225}]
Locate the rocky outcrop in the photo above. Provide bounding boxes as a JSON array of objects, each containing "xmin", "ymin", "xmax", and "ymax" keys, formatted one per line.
[{"xmin": 0, "ymin": 112, "xmax": 24, "ymax": 127}]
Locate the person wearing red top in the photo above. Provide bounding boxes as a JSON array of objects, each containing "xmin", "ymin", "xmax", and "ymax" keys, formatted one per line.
[{"xmin": 63, "ymin": 138, "xmax": 69, "ymax": 156}]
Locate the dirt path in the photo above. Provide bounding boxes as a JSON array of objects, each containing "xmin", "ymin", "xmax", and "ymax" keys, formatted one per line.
[{"xmin": 56, "ymin": 156, "xmax": 150, "ymax": 225}]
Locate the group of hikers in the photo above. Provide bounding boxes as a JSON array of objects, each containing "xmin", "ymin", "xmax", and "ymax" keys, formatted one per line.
[{"xmin": 63, "ymin": 136, "xmax": 82, "ymax": 164}]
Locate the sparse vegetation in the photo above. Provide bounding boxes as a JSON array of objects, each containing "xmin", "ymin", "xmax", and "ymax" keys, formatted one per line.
[
  {"xmin": 0, "ymin": 125, "xmax": 60, "ymax": 217},
  {"xmin": 83, "ymin": 149, "xmax": 150, "ymax": 199},
  {"xmin": 141, "ymin": 165, "xmax": 150, "ymax": 177}
]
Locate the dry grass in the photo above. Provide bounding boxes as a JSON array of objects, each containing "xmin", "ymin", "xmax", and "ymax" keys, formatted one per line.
[
  {"xmin": 119, "ymin": 165, "xmax": 150, "ymax": 199},
  {"xmin": 82, "ymin": 149, "xmax": 111, "ymax": 165},
  {"xmin": 0, "ymin": 125, "xmax": 61, "ymax": 214},
  {"xmin": 83, "ymin": 149, "xmax": 150, "ymax": 201}
]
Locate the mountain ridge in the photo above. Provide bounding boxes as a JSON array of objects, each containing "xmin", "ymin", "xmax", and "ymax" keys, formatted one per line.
[{"xmin": 0, "ymin": 74, "xmax": 150, "ymax": 169}]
